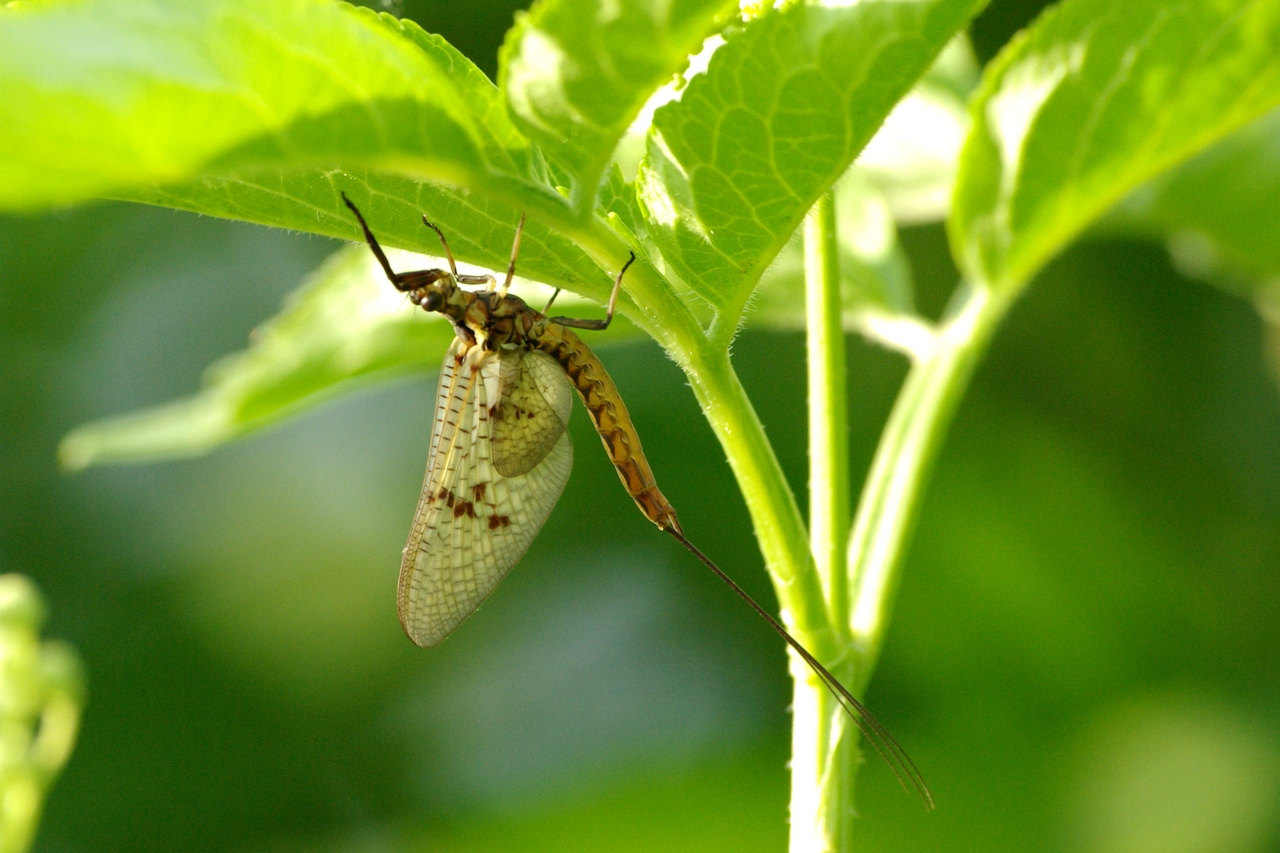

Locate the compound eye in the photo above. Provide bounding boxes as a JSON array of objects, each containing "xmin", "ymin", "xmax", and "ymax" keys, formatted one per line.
[{"xmin": 422, "ymin": 291, "xmax": 444, "ymax": 312}]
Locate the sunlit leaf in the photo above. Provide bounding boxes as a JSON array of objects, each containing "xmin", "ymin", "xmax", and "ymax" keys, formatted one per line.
[
  {"xmin": 1107, "ymin": 108, "xmax": 1280, "ymax": 293},
  {"xmin": 636, "ymin": 0, "xmax": 987, "ymax": 333},
  {"xmin": 122, "ymin": 169, "xmax": 617, "ymax": 305},
  {"xmin": 752, "ymin": 170, "xmax": 918, "ymax": 341},
  {"xmin": 856, "ymin": 34, "xmax": 979, "ymax": 224},
  {"xmin": 1104, "ymin": 107, "xmax": 1280, "ymax": 389},
  {"xmin": 0, "ymin": 1, "xmax": 547, "ymax": 209},
  {"xmin": 499, "ymin": 0, "xmax": 737, "ymax": 203},
  {"xmin": 949, "ymin": 0, "xmax": 1280, "ymax": 293},
  {"xmin": 0, "ymin": 1, "xmax": 629, "ymax": 299}
]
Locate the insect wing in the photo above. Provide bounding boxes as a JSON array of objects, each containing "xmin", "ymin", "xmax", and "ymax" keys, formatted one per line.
[
  {"xmin": 398, "ymin": 343, "xmax": 573, "ymax": 647},
  {"xmin": 492, "ymin": 346, "xmax": 573, "ymax": 476}
]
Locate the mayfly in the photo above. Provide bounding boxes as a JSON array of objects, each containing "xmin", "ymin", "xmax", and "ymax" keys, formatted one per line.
[{"xmin": 342, "ymin": 193, "xmax": 931, "ymax": 807}]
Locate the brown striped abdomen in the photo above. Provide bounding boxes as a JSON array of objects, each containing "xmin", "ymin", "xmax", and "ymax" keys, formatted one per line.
[{"xmin": 536, "ymin": 326, "xmax": 682, "ymax": 534}]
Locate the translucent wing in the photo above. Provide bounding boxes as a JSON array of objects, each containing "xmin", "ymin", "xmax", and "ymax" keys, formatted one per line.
[
  {"xmin": 398, "ymin": 340, "xmax": 574, "ymax": 647},
  {"xmin": 492, "ymin": 345, "xmax": 573, "ymax": 476}
]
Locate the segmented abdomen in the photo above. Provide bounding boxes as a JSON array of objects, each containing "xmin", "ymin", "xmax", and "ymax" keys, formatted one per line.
[{"xmin": 536, "ymin": 326, "xmax": 682, "ymax": 534}]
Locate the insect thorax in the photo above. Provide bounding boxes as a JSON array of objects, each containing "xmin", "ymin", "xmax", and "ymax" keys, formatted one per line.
[{"xmin": 442, "ymin": 289, "xmax": 549, "ymax": 353}]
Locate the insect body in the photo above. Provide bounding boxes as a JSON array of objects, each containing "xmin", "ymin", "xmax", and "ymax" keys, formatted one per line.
[
  {"xmin": 341, "ymin": 195, "xmax": 674, "ymax": 646},
  {"xmin": 341, "ymin": 194, "xmax": 931, "ymax": 806}
]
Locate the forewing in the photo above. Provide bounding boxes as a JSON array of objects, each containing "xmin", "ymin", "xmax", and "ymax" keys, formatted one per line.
[
  {"xmin": 492, "ymin": 348, "xmax": 574, "ymax": 477},
  {"xmin": 398, "ymin": 345, "xmax": 573, "ymax": 647},
  {"xmin": 423, "ymin": 337, "xmax": 465, "ymax": 482}
]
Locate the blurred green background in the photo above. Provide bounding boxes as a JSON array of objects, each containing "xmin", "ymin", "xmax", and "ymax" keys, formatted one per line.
[{"xmin": 3, "ymin": 1, "xmax": 1280, "ymax": 850}]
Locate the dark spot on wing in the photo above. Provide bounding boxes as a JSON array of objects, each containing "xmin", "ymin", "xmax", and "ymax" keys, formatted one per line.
[
  {"xmin": 472, "ymin": 482, "xmax": 487, "ymax": 501},
  {"xmin": 488, "ymin": 514, "xmax": 511, "ymax": 529}
]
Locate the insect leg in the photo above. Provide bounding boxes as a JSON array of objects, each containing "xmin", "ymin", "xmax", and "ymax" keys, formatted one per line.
[
  {"xmin": 498, "ymin": 214, "xmax": 526, "ymax": 296},
  {"xmin": 420, "ymin": 216, "xmax": 459, "ymax": 278},
  {"xmin": 458, "ymin": 274, "xmax": 498, "ymax": 289},
  {"xmin": 549, "ymin": 252, "xmax": 635, "ymax": 331}
]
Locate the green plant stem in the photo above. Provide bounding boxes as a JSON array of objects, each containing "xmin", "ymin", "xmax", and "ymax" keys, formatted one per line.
[
  {"xmin": 764, "ymin": 275, "xmax": 1009, "ymax": 853},
  {"xmin": 577, "ymin": 212, "xmax": 831, "ymax": 646},
  {"xmin": 789, "ymin": 663, "xmax": 861, "ymax": 853},
  {"xmin": 847, "ymin": 283, "xmax": 1012, "ymax": 685},
  {"xmin": 792, "ymin": 190, "xmax": 859, "ymax": 853},
  {"xmin": 681, "ymin": 350, "xmax": 832, "ymax": 649},
  {"xmin": 545, "ymin": 212, "xmax": 827, "ymax": 646},
  {"xmin": 580, "ymin": 194, "xmax": 1011, "ymax": 850},
  {"xmin": 806, "ymin": 191, "xmax": 852, "ymax": 623}
]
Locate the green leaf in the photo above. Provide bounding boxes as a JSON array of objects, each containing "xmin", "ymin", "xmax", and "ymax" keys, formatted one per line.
[
  {"xmin": 636, "ymin": 0, "xmax": 987, "ymax": 338},
  {"xmin": 0, "ymin": 0, "xmax": 630, "ymax": 305},
  {"xmin": 120, "ymin": 169, "xmax": 618, "ymax": 305},
  {"xmin": 1102, "ymin": 107, "xmax": 1280, "ymax": 391},
  {"xmin": 0, "ymin": 0, "xmax": 549, "ymax": 211},
  {"xmin": 67, "ymin": 168, "xmax": 910, "ymax": 470},
  {"xmin": 597, "ymin": 165, "xmax": 647, "ymax": 240},
  {"xmin": 833, "ymin": 170, "xmax": 915, "ymax": 317},
  {"xmin": 949, "ymin": 0, "xmax": 1280, "ymax": 293},
  {"xmin": 1106, "ymin": 107, "xmax": 1280, "ymax": 292},
  {"xmin": 499, "ymin": 0, "xmax": 737, "ymax": 206},
  {"xmin": 0, "ymin": 0, "xmax": 705, "ymax": 348},
  {"xmin": 60, "ymin": 244, "xmax": 644, "ymax": 469},
  {"xmin": 856, "ymin": 33, "xmax": 979, "ymax": 224},
  {"xmin": 379, "ymin": 14, "xmax": 545, "ymax": 180},
  {"xmin": 752, "ymin": 170, "xmax": 919, "ymax": 342}
]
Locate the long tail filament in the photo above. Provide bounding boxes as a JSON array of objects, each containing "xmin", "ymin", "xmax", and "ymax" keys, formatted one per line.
[{"xmin": 664, "ymin": 527, "xmax": 933, "ymax": 809}]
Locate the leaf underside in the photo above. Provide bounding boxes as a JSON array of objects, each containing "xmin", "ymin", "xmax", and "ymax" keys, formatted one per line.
[{"xmin": 949, "ymin": 0, "xmax": 1280, "ymax": 294}]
